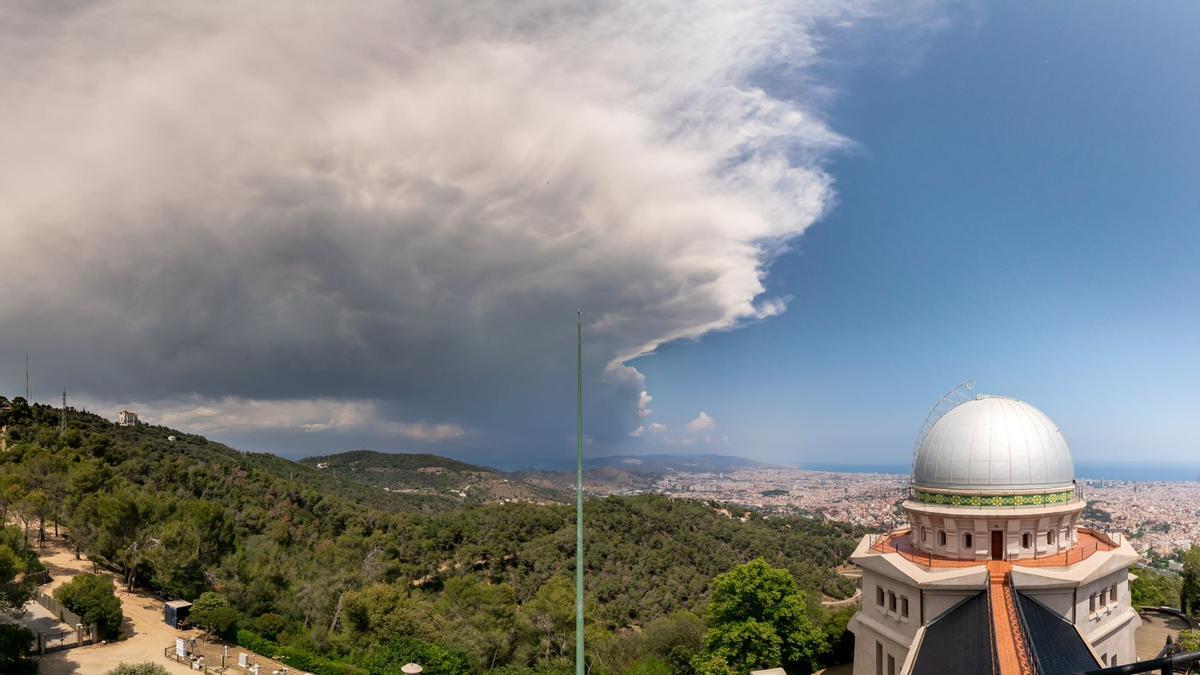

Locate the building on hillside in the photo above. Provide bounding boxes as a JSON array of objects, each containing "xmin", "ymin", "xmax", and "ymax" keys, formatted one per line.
[
  {"xmin": 117, "ymin": 410, "xmax": 140, "ymax": 426},
  {"xmin": 848, "ymin": 395, "xmax": 1140, "ymax": 675}
]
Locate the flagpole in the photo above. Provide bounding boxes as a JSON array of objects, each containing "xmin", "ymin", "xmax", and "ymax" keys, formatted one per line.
[{"xmin": 575, "ymin": 308, "xmax": 585, "ymax": 675}]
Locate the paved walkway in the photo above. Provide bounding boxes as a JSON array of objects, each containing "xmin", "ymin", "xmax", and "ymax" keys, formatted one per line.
[
  {"xmin": 1, "ymin": 600, "xmax": 74, "ymax": 637},
  {"xmin": 989, "ymin": 561, "xmax": 1033, "ymax": 675},
  {"xmin": 1135, "ymin": 610, "xmax": 1190, "ymax": 660},
  {"xmin": 31, "ymin": 536, "xmax": 199, "ymax": 675}
]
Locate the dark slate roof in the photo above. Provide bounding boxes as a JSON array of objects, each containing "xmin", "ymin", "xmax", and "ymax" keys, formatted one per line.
[
  {"xmin": 911, "ymin": 592, "xmax": 994, "ymax": 675},
  {"xmin": 1016, "ymin": 592, "xmax": 1100, "ymax": 674}
]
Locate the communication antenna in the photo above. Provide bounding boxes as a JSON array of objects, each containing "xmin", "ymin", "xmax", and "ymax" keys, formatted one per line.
[
  {"xmin": 910, "ymin": 380, "xmax": 975, "ymax": 481},
  {"xmin": 61, "ymin": 389, "xmax": 67, "ymax": 433},
  {"xmin": 25, "ymin": 353, "xmax": 30, "ymax": 401},
  {"xmin": 574, "ymin": 308, "xmax": 585, "ymax": 675}
]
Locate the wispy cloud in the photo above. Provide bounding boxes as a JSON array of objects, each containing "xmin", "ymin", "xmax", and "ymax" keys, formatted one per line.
[{"xmin": 77, "ymin": 395, "xmax": 465, "ymax": 445}]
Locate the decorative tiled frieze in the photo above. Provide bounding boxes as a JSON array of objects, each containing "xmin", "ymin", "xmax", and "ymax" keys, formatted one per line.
[{"xmin": 912, "ymin": 488, "xmax": 1075, "ymax": 508}]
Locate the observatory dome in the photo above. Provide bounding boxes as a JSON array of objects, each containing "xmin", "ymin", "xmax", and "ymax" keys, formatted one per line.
[{"xmin": 912, "ymin": 396, "xmax": 1074, "ymax": 491}]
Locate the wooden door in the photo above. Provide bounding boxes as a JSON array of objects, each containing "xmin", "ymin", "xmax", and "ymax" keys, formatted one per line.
[{"xmin": 990, "ymin": 530, "xmax": 1004, "ymax": 560}]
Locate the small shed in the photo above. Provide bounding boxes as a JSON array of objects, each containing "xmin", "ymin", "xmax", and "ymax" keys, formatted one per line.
[{"xmin": 164, "ymin": 600, "xmax": 192, "ymax": 628}]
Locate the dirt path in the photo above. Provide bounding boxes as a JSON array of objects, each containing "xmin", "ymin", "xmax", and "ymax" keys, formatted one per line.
[{"xmin": 32, "ymin": 535, "xmax": 199, "ymax": 675}]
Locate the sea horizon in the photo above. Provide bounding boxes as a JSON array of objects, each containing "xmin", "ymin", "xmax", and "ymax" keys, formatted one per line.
[{"xmin": 794, "ymin": 461, "xmax": 1200, "ymax": 483}]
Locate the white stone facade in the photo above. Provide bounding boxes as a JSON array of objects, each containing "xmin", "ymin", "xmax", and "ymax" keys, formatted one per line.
[{"xmin": 847, "ymin": 394, "xmax": 1140, "ymax": 674}]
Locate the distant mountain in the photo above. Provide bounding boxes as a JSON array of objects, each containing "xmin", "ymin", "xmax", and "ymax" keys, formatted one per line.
[
  {"xmin": 521, "ymin": 453, "xmax": 769, "ymax": 494},
  {"xmin": 585, "ymin": 453, "xmax": 767, "ymax": 475},
  {"xmin": 300, "ymin": 449, "xmax": 569, "ymax": 505}
]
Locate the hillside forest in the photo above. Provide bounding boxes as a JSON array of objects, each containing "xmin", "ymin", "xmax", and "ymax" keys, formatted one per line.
[{"xmin": 0, "ymin": 397, "xmax": 860, "ymax": 674}]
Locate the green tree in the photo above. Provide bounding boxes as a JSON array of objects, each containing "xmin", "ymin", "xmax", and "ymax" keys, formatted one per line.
[
  {"xmin": 1130, "ymin": 567, "xmax": 1182, "ymax": 609},
  {"xmin": 1181, "ymin": 547, "xmax": 1200, "ymax": 615},
  {"xmin": 0, "ymin": 529, "xmax": 36, "ymax": 611},
  {"xmin": 626, "ymin": 658, "xmax": 672, "ymax": 675},
  {"xmin": 190, "ymin": 591, "xmax": 240, "ymax": 639},
  {"xmin": 694, "ymin": 559, "xmax": 827, "ymax": 675},
  {"xmin": 359, "ymin": 636, "xmax": 472, "ymax": 675},
  {"xmin": 22, "ymin": 490, "xmax": 48, "ymax": 548},
  {"xmin": 640, "ymin": 610, "xmax": 705, "ymax": 674},
  {"xmin": 53, "ymin": 574, "xmax": 124, "ymax": 640},
  {"xmin": 1179, "ymin": 629, "xmax": 1200, "ymax": 652},
  {"xmin": 518, "ymin": 576, "xmax": 576, "ymax": 666},
  {"xmin": 0, "ymin": 623, "xmax": 36, "ymax": 674},
  {"xmin": 434, "ymin": 576, "xmax": 518, "ymax": 669},
  {"xmin": 253, "ymin": 612, "xmax": 289, "ymax": 641}
]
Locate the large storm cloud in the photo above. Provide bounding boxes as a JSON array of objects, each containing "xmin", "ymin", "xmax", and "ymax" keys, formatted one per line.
[{"xmin": 0, "ymin": 1, "xmax": 936, "ymax": 463}]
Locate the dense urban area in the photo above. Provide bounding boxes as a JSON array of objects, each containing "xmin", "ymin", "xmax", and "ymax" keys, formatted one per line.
[{"xmin": 639, "ymin": 466, "xmax": 1200, "ymax": 560}]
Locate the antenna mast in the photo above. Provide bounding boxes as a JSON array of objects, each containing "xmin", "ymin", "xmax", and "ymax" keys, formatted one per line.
[
  {"xmin": 575, "ymin": 309, "xmax": 585, "ymax": 675},
  {"xmin": 61, "ymin": 389, "xmax": 67, "ymax": 433},
  {"xmin": 25, "ymin": 353, "xmax": 30, "ymax": 401}
]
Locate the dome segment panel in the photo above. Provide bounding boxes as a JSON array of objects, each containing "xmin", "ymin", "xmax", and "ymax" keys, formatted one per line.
[{"xmin": 912, "ymin": 396, "xmax": 1074, "ymax": 491}]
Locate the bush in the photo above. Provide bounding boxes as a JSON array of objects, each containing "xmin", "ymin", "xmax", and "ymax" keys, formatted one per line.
[
  {"xmin": 53, "ymin": 574, "xmax": 124, "ymax": 640},
  {"xmin": 105, "ymin": 663, "xmax": 169, "ymax": 675},
  {"xmin": 236, "ymin": 630, "xmax": 366, "ymax": 675},
  {"xmin": 190, "ymin": 591, "xmax": 239, "ymax": 639},
  {"xmin": 0, "ymin": 623, "xmax": 36, "ymax": 674},
  {"xmin": 359, "ymin": 636, "xmax": 471, "ymax": 675},
  {"xmin": 253, "ymin": 612, "xmax": 289, "ymax": 641},
  {"xmin": 237, "ymin": 628, "xmax": 274, "ymax": 655}
]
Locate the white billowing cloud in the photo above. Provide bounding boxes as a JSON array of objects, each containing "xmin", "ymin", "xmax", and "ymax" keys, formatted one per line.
[
  {"xmin": 0, "ymin": 1, "xmax": 945, "ymax": 460},
  {"xmin": 686, "ymin": 412, "xmax": 716, "ymax": 433},
  {"xmin": 648, "ymin": 422, "xmax": 667, "ymax": 434},
  {"xmin": 637, "ymin": 391, "xmax": 654, "ymax": 419}
]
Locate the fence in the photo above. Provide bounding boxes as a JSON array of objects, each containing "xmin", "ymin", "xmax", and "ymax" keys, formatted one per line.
[
  {"xmin": 869, "ymin": 527, "xmax": 1119, "ymax": 569},
  {"xmin": 165, "ymin": 638, "xmax": 311, "ymax": 675},
  {"xmin": 30, "ymin": 590, "xmax": 99, "ymax": 653},
  {"xmin": 25, "ymin": 569, "xmax": 51, "ymax": 586},
  {"xmin": 34, "ymin": 589, "xmax": 83, "ymax": 627}
]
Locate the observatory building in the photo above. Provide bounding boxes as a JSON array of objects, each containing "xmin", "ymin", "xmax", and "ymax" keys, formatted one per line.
[{"xmin": 847, "ymin": 394, "xmax": 1139, "ymax": 675}]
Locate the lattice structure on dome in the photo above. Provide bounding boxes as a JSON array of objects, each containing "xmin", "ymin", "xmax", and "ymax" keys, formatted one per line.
[{"xmin": 907, "ymin": 380, "xmax": 975, "ymax": 492}]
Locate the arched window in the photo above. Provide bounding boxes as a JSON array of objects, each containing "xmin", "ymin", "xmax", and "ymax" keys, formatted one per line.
[
  {"xmin": 1047, "ymin": 529, "xmax": 1057, "ymax": 545},
  {"xmin": 921, "ymin": 527, "xmax": 928, "ymax": 542},
  {"xmin": 1022, "ymin": 533, "xmax": 1032, "ymax": 548},
  {"xmin": 877, "ymin": 586, "xmax": 885, "ymax": 607},
  {"xmin": 888, "ymin": 591, "xmax": 897, "ymax": 612},
  {"xmin": 937, "ymin": 530, "xmax": 946, "ymax": 546},
  {"xmin": 963, "ymin": 532, "xmax": 973, "ymax": 549}
]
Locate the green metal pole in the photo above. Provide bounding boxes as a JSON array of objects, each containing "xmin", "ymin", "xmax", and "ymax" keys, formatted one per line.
[{"xmin": 575, "ymin": 309, "xmax": 585, "ymax": 675}]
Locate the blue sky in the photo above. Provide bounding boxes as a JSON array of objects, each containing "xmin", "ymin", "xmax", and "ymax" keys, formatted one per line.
[
  {"xmin": 632, "ymin": 1, "xmax": 1200, "ymax": 466},
  {"xmin": 2, "ymin": 2, "xmax": 1196, "ymax": 468}
]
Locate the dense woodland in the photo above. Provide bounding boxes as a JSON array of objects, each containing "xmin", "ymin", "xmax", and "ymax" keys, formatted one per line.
[
  {"xmin": 0, "ymin": 397, "xmax": 860, "ymax": 673},
  {"xmin": 299, "ymin": 450, "xmax": 569, "ymax": 505}
]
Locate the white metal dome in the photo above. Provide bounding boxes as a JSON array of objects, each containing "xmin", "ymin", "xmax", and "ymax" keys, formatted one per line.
[{"xmin": 912, "ymin": 395, "xmax": 1074, "ymax": 491}]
